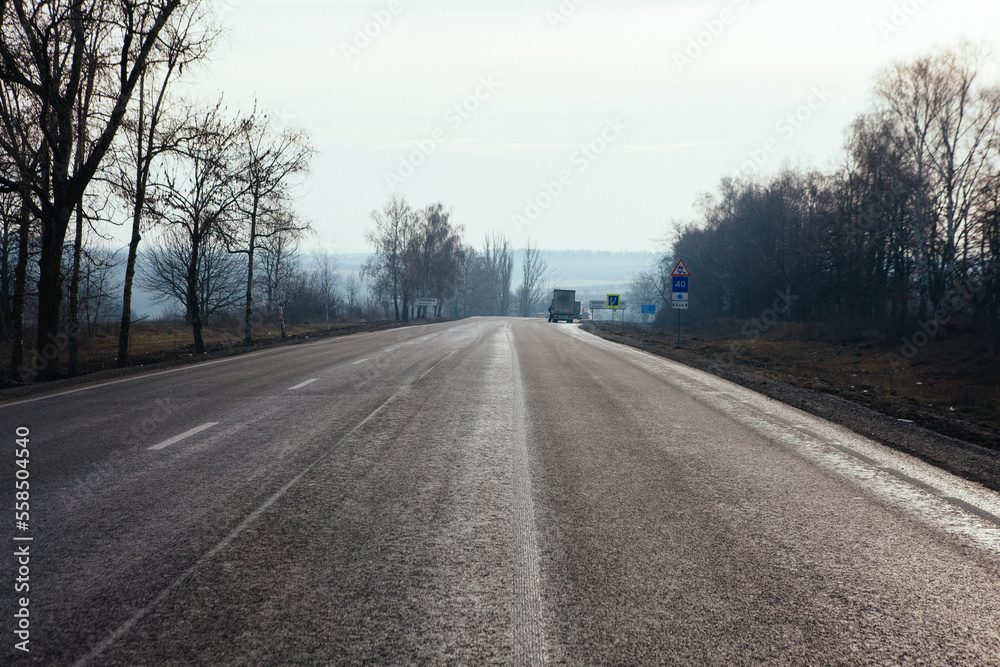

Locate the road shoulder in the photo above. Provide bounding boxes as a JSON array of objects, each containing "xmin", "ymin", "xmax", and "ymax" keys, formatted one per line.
[{"xmin": 582, "ymin": 323, "xmax": 1000, "ymax": 494}]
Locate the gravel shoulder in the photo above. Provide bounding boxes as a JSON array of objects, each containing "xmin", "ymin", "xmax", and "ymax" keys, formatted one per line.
[{"xmin": 583, "ymin": 323, "xmax": 1000, "ymax": 495}]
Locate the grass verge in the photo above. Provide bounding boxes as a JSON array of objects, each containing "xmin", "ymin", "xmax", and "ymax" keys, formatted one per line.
[{"xmin": 585, "ymin": 319, "xmax": 1000, "ymax": 452}]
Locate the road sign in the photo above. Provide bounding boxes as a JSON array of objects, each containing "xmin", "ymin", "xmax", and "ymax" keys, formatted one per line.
[
  {"xmin": 607, "ymin": 294, "xmax": 621, "ymax": 308},
  {"xmin": 671, "ymin": 300, "xmax": 688, "ymax": 310},
  {"xmin": 672, "ymin": 293, "xmax": 688, "ymax": 302},
  {"xmin": 590, "ymin": 300, "xmax": 607, "ymax": 310},
  {"xmin": 671, "ymin": 259, "xmax": 691, "ymax": 277},
  {"xmin": 641, "ymin": 304, "xmax": 656, "ymax": 315},
  {"xmin": 414, "ymin": 298, "xmax": 438, "ymax": 308},
  {"xmin": 672, "ymin": 276, "xmax": 689, "ymax": 293}
]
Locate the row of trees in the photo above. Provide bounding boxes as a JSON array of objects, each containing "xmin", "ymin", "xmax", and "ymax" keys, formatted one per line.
[
  {"xmin": 0, "ymin": 0, "xmax": 314, "ymax": 381},
  {"xmin": 141, "ymin": 244, "xmax": 374, "ymax": 331},
  {"xmin": 363, "ymin": 194, "xmax": 550, "ymax": 319},
  {"xmin": 660, "ymin": 44, "xmax": 1000, "ymax": 347}
]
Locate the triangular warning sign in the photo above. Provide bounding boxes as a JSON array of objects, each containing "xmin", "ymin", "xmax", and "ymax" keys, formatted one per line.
[{"xmin": 671, "ymin": 259, "xmax": 690, "ymax": 277}]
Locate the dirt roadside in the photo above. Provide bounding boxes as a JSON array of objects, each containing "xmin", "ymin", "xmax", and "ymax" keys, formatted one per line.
[{"xmin": 583, "ymin": 322, "xmax": 1000, "ymax": 495}]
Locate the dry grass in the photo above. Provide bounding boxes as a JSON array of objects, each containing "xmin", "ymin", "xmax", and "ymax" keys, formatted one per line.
[
  {"xmin": 598, "ymin": 319, "xmax": 1000, "ymax": 445},
  {"xmin": 0, "ymin": 319, "xmax": 381, "ymax": 385}
]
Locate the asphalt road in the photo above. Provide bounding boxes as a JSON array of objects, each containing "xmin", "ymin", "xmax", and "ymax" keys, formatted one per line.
[{"xmin": 3, "ymin": 317, "xmax": 1000, "ymax": 665}]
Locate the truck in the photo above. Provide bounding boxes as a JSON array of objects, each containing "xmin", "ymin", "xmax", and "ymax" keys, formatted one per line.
[{"xmin": 548, "ymin": 289, "xmax": 576, "ymax": 323}]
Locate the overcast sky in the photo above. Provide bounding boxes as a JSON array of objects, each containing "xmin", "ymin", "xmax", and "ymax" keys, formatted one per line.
[{"xmin": 193, "ymin": 0, "xmax": 1000, "ymax": 252}]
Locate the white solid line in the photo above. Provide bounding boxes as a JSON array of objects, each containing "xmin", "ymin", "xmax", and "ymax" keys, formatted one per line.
[
  {"xmin": 350, "ymin": 358, "xmax": 370, "ymax": 365},
  {"xmin": 289, "ymin": 379, "xmax": 318, "ymax": 390},
  {"xmin": 148, "ymin": 422, "xmax": 219, "ymax": 451}
]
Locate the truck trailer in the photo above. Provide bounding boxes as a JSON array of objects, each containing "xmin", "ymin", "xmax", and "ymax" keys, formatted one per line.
[{"xmin": 548, "ymin": 289, "xmax": 576, "ymax": 323}]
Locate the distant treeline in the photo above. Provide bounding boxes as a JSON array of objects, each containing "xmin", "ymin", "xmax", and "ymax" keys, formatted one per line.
[{"xmin": 666, "ymin": 44, "xmax": 1000, "ymax": 348}]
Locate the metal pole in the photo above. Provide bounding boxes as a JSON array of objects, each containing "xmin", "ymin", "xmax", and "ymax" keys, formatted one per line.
[{"xmin": 676, "ymin": 309, "xmax": 681, "ymax": 347}]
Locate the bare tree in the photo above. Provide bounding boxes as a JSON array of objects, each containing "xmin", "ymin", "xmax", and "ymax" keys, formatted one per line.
[
  {"xmin": 407, "ymin": 203, "xmax": 463, "ymax": 318},
  {"xmin": 313, "ymin": 251, "xmax": 339, "ymax": 323},
  {"xmin": 876, "ymin": 42, "xmax": 1000, "ymax": 315},
  {"xmin": 344, "ymin": 273, "xmax": 361, "ymax": 318},
  {"xmin": 364, "ymin": 193, "xmax": 415, "ymax": 320},
  {"xmin": 143, "ymin": 102, "xmax": 244, "ymax": 352},
  {"xmin": 228, "ymin": 108, "xmax": 313, "ymax": 344},
  {"xmin": 517, "ymin": 241, "xmax": 547, "ymax": 317},
  {"xmin": 0, "ymin": 0, "xmax": 183, "ymax": 379},
  {"xmin": 629, "ymin": 261, "xmax": 670, "ymax": 322},
  {"xmin": 485, "ymin": 232, "xmax": 514, "ymax": 316},
  {"xmin": 115, "ymin": 1, "xmax": 217, "ymax": 366},
  {"xmin": 139, "ymin": 228, "xmax": 244, "ymax": 327},
  {"xmin": 257, "ymin": 225, "xmax": 301, "ymax": 338}
]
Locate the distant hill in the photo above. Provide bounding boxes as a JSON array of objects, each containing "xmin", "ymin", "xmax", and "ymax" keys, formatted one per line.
[{"xmin": 516, "ymin": 248, "xmax": 658, "ymax": 290}]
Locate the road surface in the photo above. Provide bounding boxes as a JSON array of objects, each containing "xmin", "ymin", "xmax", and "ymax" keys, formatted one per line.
[{"xmin": 3, "ymin": 317, "xmax": 1000, "ymax": 664}]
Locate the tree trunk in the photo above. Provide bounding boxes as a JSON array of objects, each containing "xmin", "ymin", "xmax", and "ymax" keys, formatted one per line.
[
  {"xmin": 243, "ymin": 196, "xmax": 258, "ymax": 345},
  {"xmin": 118, "ymin": 203, "xmax": 143, "ymax": 365},
  {"xmin": 186, "ymin": 243, "xmax": 205, "ymax": 354},
  {"xmin": 0, "ymin": 208, "xmax": 10, "ymax": 341},
  {"xmin": 118, "ymin": 78, "xmax": 148, "ymax": 367},
  {"xmin": 9, "ymin": 203, "xmax": 30, "ymax": 379},
  {"xmin": 34, "ymin": 206, "xmax": 73, "ymax": 381},
  {"xmin": 68, "ymin": 202, "xmax": 84, "ymax": 374}
]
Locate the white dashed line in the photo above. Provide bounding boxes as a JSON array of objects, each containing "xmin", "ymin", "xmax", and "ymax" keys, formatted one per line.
[
  {"xmin": 148, "ymin": 422, "xmax": 219, "ymax": 451},
  {"xmin": 350, "ymin": 358, "xmax": 370, "ymax": 365},
  {"xmin": 289, "ymin": 379, "xmax": 318, "ymax": 390}
]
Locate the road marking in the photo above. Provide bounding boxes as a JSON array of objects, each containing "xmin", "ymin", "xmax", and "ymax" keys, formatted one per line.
[
  {"xmin": 350, "ymin": 358, "xmax": 369, "ymax": 365},
  {"xmin": 75, "ymin": 391, "xmax": 402, "ymax": 666},
  {"xmin": 148, "ymin": 422, "xmax": 219, "ymax": 451},
  {"xmin": 289, "ymin": 379, "xmax": 318, "ymax": 390},
  {"xmin": 506, "ymin": 324, "xmax": 549, "ymax": 666},
  {"xmin": 417, "ymin": 349, "xmax": 459, "ymax": 382}
]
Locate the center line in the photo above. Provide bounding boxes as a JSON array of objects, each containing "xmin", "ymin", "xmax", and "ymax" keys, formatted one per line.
[
  {"xmin": 289, "ymin": 379, "xmax": 318, "ymax": 390},
  {"xmin": 350, "ymin": 358, "xmax": 370, "ymax": 365},
  {"xmin": 148, "ymin": 422, "xmax": 219, "ymax": 451}
]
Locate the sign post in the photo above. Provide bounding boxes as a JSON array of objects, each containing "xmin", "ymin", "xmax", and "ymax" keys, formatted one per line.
[
  {"xmin": 607, "ymin": 294, "xmax": 621, "ymax": 324},
  {"xmin": 670, "ymin": 259, "xmax": 690, "ymax": 347}
]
